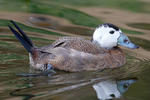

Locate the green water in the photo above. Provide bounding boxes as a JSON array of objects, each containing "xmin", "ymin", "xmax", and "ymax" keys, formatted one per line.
[{"xmin": 0, "ymin": 0, "xmax": 150, "ymax": 100}]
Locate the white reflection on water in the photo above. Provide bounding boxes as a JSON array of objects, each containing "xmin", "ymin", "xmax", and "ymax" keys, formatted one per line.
[{"xmin": 93, "ymin": 78, "xmax": 137, "ymax": 100}]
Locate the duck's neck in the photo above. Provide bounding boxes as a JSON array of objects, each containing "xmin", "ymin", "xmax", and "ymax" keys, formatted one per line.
[{"xmin": 92, "ymin": 40, "xmax": 116, "ymax": 50}]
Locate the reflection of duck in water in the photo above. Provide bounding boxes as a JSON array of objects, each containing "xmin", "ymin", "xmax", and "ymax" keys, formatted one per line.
[
  {"xmin": 93, "ymin": 78, "xmax": 137, "ymax": 100},
  {"xmin": 8, "ymin": 21, "xmax": 138, "ymax": 72}
]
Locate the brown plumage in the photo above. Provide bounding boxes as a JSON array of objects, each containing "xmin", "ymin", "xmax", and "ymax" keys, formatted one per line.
[
  {"xmin": 9, "ymin": 21, "xmax": 135, "ymax": 72},
  {"xmin": 29, "ymin": 37, "xmax": 126, "ymax": 72}
]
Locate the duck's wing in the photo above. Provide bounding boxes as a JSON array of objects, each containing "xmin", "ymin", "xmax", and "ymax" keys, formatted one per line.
[{"xmin": 40, "ymin": 37, "xmax": 105, "ymax": 54}]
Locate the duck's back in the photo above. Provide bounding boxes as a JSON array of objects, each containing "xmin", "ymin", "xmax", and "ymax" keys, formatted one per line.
[{"xmin": 40, "ymin": 37, "xmax": 105, "ymax": 54}]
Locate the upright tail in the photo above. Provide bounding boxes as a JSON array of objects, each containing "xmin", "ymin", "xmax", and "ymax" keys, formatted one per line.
[{"xmin": 8, "ymin": 20, "xmax": 34, "ymax": 54}]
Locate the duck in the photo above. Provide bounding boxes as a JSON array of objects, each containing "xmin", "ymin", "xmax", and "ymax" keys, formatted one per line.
[{"xmin": 8, "ymin": 21, "xmax": 139, "ymax": 72}]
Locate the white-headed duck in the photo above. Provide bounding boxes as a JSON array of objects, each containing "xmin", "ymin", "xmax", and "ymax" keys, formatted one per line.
[{"xmin": 8, "ymin": 21, "xmax": 139, "ymax": 72}]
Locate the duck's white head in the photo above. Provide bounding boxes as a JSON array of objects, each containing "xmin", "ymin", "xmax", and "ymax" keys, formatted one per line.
[{"xmin": 93, "ymin": 23, "xmax": 139, "ymax": 49}]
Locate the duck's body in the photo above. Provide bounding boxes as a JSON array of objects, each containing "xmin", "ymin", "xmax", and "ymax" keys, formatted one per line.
[
  {"xmin": 30, "ymin": 37, "xmax": 125, "ymax": 72},
  {"xmin": 9, "ymin": 21, "xmax": 138, "ymax": 72}
]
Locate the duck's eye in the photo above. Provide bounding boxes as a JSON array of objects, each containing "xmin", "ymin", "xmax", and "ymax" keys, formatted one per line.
[{"xmin": 109, "ymin": 30, "xmax": 115, "ymax": 34}]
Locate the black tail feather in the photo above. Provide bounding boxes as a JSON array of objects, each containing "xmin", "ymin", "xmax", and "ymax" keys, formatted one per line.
[
  {"xmin": 10, "ymin": 20, "xmax": 34, "ymax": 47},
  {"xmin": 8, "ymin": 21, "xmax": 33, "ymax": 53}
]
